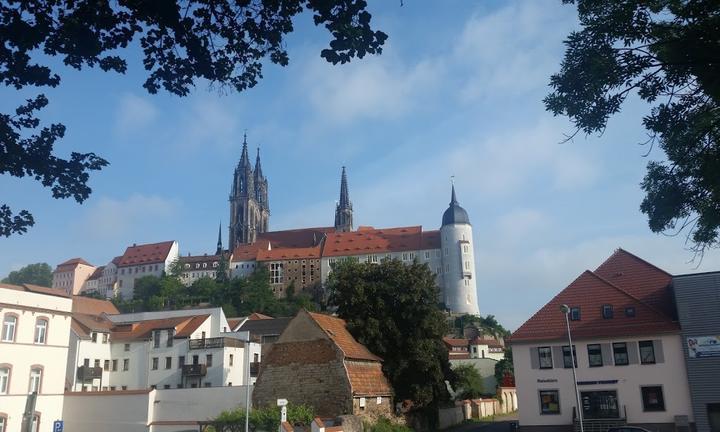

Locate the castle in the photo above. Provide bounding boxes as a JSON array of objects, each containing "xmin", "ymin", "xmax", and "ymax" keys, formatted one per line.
[{"xmin": 55, "ymin": 136, "xmax": 481, "ymax": 315}]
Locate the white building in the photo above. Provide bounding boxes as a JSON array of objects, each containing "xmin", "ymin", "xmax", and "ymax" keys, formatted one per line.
[
  {"xmin": 52, "ymin": 258, "xmax": 96, "ymax": 295},
  {"xmin": 66, "ymin": 306, "xmax": 261, "ymax": 392},
  {"xmin": 511, "ymin": 249, "xmax": 694, "ymax": 431},
  {"xmin": 116, "ymin": 241, "xmax": 179, "ymax": 300},
  {"xmin": 178, "ymin": 253, "xmax": 224, "ymax": 286},
  {"xmin": 0, "ymin": 282, "xmax": 73, "ymax": 432}
]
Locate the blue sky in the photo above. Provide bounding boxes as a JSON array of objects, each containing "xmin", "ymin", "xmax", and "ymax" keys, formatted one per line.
[{"xmin": 2, "ymin": 0, "xmax": 718, "ymax": 329}]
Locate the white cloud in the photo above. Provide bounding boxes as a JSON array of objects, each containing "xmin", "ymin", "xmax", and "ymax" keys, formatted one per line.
[
  {"xmin": 79, "ymin": 194, "xmax": 180, "ymax": 241},
  {"xmin": 114, "ymin": 93, "xmax": 158, "ymax": 134},
  {"xmin": 173, "ymin": 96, "xmax": 240, "ymax": 151}
]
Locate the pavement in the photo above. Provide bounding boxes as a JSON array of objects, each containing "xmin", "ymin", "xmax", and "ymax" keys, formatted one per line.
[{"xmin": 445, "ymin": 413, "xmax": 519, "ymax": 432}]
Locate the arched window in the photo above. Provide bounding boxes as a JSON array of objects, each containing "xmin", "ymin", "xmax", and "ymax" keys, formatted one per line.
[
  {"xmin": 34, "ymin": 318, "xmax": 48, "ymax": 344},
  {"xmin": 28, "ymin": 367, "xmax": 43, "ymax": 393},
  {"xmin": 0, "ymin": 413, "xmax": 7, "ymax": 432},
  {"xmin": 1, "ymin": 314, "xmax": 17, "ymax": 342},
  {"xmin": 0, "ymin": 365, "xmax": 10, "ymax": 394}
]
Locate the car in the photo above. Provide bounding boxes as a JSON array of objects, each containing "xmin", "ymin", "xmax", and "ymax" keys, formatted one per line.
[{"xmin": 607, "ymin": 427, "xmax": 654, "ymax": 432}]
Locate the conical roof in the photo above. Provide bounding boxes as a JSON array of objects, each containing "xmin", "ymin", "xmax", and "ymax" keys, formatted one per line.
[{"xmin": 442, "ymin": 185, "xmax": 470, "ymax": 226}]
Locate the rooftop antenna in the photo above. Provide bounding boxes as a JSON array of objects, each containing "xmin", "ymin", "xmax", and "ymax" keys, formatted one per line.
[{"xmin": 450, "ymin": 175, "xmax": 455, "ymax": 186}]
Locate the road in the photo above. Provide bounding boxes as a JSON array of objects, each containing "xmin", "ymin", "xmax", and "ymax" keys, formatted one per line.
[{"xmin": 445, "ymin": 413, "xmax": 519, "ymax": 432}]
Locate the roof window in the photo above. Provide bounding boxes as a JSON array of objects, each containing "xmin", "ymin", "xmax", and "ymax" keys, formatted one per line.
[
  {"xmin": 624, "ymin": 306, "xmax": 636, "ymax": 317},
  {"xmin": 602, "ymin": 304, "xmax": 614, "ymax": 319},
  {"xmin": 569, "ymin": 307, "xmax": 581, "ymax": 321}
]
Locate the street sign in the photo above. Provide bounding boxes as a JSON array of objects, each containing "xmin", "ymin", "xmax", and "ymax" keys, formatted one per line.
[
  {"xmin": 276, "ymin": 398, "xmax": 288, "ymax": 406},
  {"xmin": 53, "ymin": 420, "xmax": 64, "ymax": 432}
]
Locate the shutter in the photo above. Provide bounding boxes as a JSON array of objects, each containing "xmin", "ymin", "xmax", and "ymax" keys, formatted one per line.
[
  {"xmin": 530, "ymin": 347, "xmax": 540, "ymax": 369},
  {"xmin": 628, "ymin": 342, "xmax": 639, "ymax": 364},
  {"xmin": 601, "ymin": 343, "xmax": 613, "ymax": 366},
  {"xmin": 553, "ymin": 346, "xmax": 564, "ymax": 368},
  {"xmin": 653, "ymin": 340, "xmax": 665, "ymax": 363}
]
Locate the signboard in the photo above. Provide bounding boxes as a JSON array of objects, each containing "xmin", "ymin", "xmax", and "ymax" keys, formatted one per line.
[
  {"xmin": 53, "ymin": 421, "xmax": 64, "ymax": 432},
  {"xmin": 687, "ymin": 336, "xmax": 720, "ymax": 358}
]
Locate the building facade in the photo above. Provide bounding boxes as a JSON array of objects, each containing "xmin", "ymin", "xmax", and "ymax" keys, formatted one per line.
[
  {"xmin": 52, "ymin": 258, "xmax": 96, "ymax": 295},
  {"xmin": 229, "ymin": 135, "xmax": 269, "ymax": 249},
  {"xmin": 0, "ymin": 283, "xmax": 73, "ymax": 432},
  {"xmin": 673, "ymin": 271, "xmax": 720, "ymax": 432},
  {"xmin": 511, "ymin": 249, "xmax": 694, "ymax": 432},
  {"xmin": 116, "ymin": 241, "xmax": 179, "ymax": 300}
]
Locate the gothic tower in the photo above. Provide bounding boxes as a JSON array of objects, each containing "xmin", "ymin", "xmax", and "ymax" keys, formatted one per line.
[
  {"xmin": 229, "ymin": 134, "xmax": 269, "ymax": 249},
  {"xmin": 334, "ymin": 166, "xmax": 353, "ymax": 232}
]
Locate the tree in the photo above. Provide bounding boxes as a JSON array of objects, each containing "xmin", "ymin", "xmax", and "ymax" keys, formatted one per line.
[
  {"xmin": 1, "ymin": 0, "xmax": 387, "ymax": 236},
  {"xmin": 328, "ymin": 259, "xmax": 452, "ymax": 423},
  {"xmin": 545, "ymin": 0, "xmax": 720, "ymax": 256},
  {"xmin": 494, "ymin": 348, "xmax": 514, "ymax": 388},
  {"xmin": 452, "ymin": 364, "xmax": 484, "ymax": 400},
  {"xmin": 1, "ymin": 262, "xmax": 53, "ymax": 286},
  {"xmin": 455, "ymin": 314, "xmax": 510, "ymax": 339}
]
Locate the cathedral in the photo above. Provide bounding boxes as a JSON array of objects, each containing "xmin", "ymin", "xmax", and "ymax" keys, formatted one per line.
[{"xmin": 226, "ymin": 135, "xmax": 480, "ymax": 316}]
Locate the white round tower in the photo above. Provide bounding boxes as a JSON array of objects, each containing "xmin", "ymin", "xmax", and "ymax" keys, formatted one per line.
[{"xmin": 440, "ymin": 185, "xmax": 480, "ymax": 315}]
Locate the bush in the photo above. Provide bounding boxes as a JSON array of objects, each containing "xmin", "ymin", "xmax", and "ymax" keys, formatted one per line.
[
  {"xmin": 365, "ymin": 417, "xmax": 414, "ymax": 432},
  {"xmin": 207, "ymin": 403, "xmax": 314, "ymax": 431}
]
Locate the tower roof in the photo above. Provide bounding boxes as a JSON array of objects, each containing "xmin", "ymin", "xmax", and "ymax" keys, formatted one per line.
[
  {"xmin": 254, "ymin": 147, "xmax": 263, "ymax": 179},
  {"xmin": 338, "ymin": 166, "xmax": 351, "ymax": 209},
  {"xmin": 442, "ymin": 184, "xmax": 470, "ymax": 226}
]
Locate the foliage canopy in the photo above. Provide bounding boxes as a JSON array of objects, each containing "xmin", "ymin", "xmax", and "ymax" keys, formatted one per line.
[
  {"xmin": 545, "ymin": 0, "xmax": 720, "ymax": 256},
  {"xmin": 1, "ymin": 262, "xmax": 53, "ymax": 286}
]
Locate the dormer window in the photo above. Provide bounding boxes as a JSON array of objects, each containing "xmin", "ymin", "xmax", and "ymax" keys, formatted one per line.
[
  {"xmin": 625, "ymin": 306, "xmax": 636, "ymax": 317},
  {"xmin": 570, "ymin": 307, "xmax": 581, "ymax": 321},
  {"xmin": 602, "ymin": 304, "xmax": 614, "ymax": 319}
]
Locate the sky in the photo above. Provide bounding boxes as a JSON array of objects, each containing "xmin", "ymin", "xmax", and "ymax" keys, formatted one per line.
[{"xmin": 2, "ymin": 0, "xmax": 719, "ymax": 330}]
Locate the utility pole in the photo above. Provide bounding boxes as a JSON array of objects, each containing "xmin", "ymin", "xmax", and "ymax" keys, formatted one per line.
[{"xmin": 561, "ymin": 304, "xmax": 584, "ymax": 432}]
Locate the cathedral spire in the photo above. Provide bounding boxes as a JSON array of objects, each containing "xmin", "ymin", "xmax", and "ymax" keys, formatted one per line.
[
  {"xmin": 216, "ymin": 222, "xmax": 223, "ymax": 255},
  {"xmin": 451, "ymin": 183, "xmax": 458, "ymax": 205},
  {"xmin": 239, "ymin": 133, "xmax": 251, "ymax": 170},
  {"xmin": 254, "ymin": 147, "xmax": 263, "ymax": 179},
  {"xmin": 334, "ymin": 166, "xmax": 353, "ymax": 232}
]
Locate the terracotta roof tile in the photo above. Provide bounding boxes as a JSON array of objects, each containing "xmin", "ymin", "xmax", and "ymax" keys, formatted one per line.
[
  {"xmin": 257, "ymin": 245, "xmax": 321, "ymax": 261},
  {"xmin": 72, "ymin": 296, "xmax": 119, "ymax": 315},
  {"xmin": 73, "ymin": 313, "xmax": 114, "ymax": 337},
  {"xmin": 307, "ymin": 312, "xmax": 382, "ymax": 362},
  {"xmin": 118, "ymin": 241, "xmax": 175, "ymax": 267},
  {"xmin": 345, "ymin": 360, "xmax": 393, "ymax": 396},
  {"xmin": 511, "ymin": 254, "xmax": 680, "ymax": 343},
  {"xmin": 258, "ymin": 227, "xmax": 334, "ymax": 248},
  {"xmin": 86, "ymin": 266, "xmax": 105, "ymax": 281},
  {"xmin": 110, "ymin": 314, "xmax": 209, "ymax": 341},
  {"xmin": 56, "ymin": 257, "xmax": 93, "ymax": 268},
  {"xmin": 248, "ymin": 312, "xmax": 273, "ymax": 320},
  {"xmin": 323, "ymin": 226, "xmax": 440, "ymax": 257},
  {"xmin": 227, "ymin": 318, "xmax": 245, "ymax": 331},
  {"xmin": 443, "ymin": 337, "xmax": 469, "ymax": 347}
]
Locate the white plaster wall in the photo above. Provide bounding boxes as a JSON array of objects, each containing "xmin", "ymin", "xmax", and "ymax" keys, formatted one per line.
[
  {"xmin": 440, "ymin": 224, "xmax": 479, "ymax": 315},
  {"xmin": 230, "ymin": 260, "xmax": 257, "ymax": 279},
  {"xmin": 70, "ymin": 332, "xmax": 113, "ymax": 391},
  {"xmin": 512, "ymin": 334, "xmax": 694, "ymax": 428}
]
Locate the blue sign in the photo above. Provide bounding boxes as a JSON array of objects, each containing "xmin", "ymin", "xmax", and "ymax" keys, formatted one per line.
[{"xmin": 53, "ymin": 420, "xmax": 63, "ymax": 432}]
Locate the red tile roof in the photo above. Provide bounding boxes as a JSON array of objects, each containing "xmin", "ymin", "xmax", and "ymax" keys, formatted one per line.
[
  {"xmin": 511, "ymin": 250, "xmax": 679, "ymax": 343},
  {"xmin": 257, "ymin": 245, "xmax": 322, "ymax": 261},
  {"xmin": 443, "ymin": 337, "xmax": 469, "ymax": 348},
  {"xmin": 323, "ymin": 226, "xmax": 440, "ymax": 257},
  {"xmin": 72, "ymin": 296, "xmax": 119, "ymax": 315},
  {"xmin": 110, "ymin": 314, "xmax": 209, "ymax": 341},
  {"xmin": 345, "ymin": 360, "xmax": 393, "ymax": 396},
  {"xmin": 0, "ymin": 283, "xmax": 71, "ymax": 298},
  {"xmin": 227, "ymin": 318, "xmax": 245, "ymax": 331},
  {"xmin": 232, "ymin": 241, "xmax": 271, "ymax": 261},
  {"xmin": 258, "ymin": 227, "xmax": 334, "ymax": 248},
  {"xmin": 72, "ymin": 313, "xmax": 115, "ymax": 338},
  {"xmin": 248, "ymin": 312, "xmax": 273, "ymax": 320},
  {"xmin": 56, "ymin": 257, "xmax": 93, "ymax": 269},
  {"xmin": 307, "ymin": 311, "xmax": 382, "ymax": 362},
  {"xmin": 86, "ymin": 266, "xmax": 105, "ymax": 281},
  {"xmin": 118, "ymin": 241, "xmax": 175, "ymax": 267}
]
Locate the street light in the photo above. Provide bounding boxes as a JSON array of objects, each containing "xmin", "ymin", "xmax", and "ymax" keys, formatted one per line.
[{"xmin": 560, "ymin": 304, "xmax": 584, "ymax": 432}]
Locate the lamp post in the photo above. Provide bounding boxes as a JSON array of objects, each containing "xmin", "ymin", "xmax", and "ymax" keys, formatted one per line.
[{"xmin": 560, "ymin": 304, "xmax": 584, "ymax": 432}]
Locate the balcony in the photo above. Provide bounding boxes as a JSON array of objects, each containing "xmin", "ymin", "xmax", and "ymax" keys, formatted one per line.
[
  {"xmin": 250, "ymin": 362, "xmax": 260, "ymax": 377},
  {"xmin": 182, "ymin": 364, "xmax": 207, "ymax": 377},
  {"xmin": 189, "ymin": 337, "xmax": 244, "ymax": 350},
  {"xmin": 76, "ymin": 366, "xmax": 103, "ymax": 380}
]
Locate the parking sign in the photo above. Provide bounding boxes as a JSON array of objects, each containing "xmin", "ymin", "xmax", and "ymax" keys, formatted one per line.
[{"xmin": 53, "ymin": 420, "xmax": 63, "ymax": 432}]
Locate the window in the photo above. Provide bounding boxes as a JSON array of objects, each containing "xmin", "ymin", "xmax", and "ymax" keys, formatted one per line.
[
  {"xmin": 112, "ymin": 360, "xmax": 118, "ymax": 371},
  {"xmin": 254, "ymin": 353, "xmax": 259, "ymax": 362},
  {"xmin": 0, "ymin": 415, "xmax": 6, "ymax": 432},
  {"xmin": 91, "ymin": 332, "xmax": 98, "ymax": 343},
  {"xmin": 2, "ymin": 314, "xmax": 17, "ymax": 342},
  {"xmin": 424, "ymin": 251, "xmax": 430, "ymax": 259},
  {"xmin": 34, "ymin": 318, "xmax": 48, "ymax": 344},
  {"xmin": 28, "ymin": 368, "xmax": 42, "ymax": 393},
  {"xmin": 103, "ymin": 360, "xmax": 110, "ymax": 371},
  {"xmin": 641, "ymin": 386, "xmax": 665, "ymax": 411},
  {"xmin": 151, "ymin": 358, "xmax": 159, "ymax": 370},
  {"xmin": 402, "ymin": 253, "xmax": 408, "ymax": 261},
  {"xmin": 270, "ymin": 263, "xmax": 283, "ymax": 284},
  {"xmin": 0, "ymin": 367, "xmax": 10, "ymax": 394},
  {"xmin": 562, "ymin": 345, "xmax": 577, "ymax": 368},
  {"xmin": 625, "ymin": 306, "xmax": 636, "ymax": 317},
  {"xmin": 539, "ymin": 347, "xmax": 553, "ymax": 369},
  {"xmin": 165, "ymin": 357, "xmax": 172, "ymax": 369},
  {"xmin": 539, "ymin": 390, "xmax": 560, "ymax": 414},
  {"xmin": 102, "ymin": 333, "xmax": 108, "ymax": 344},
  {"xmin": 613, "ymin": 342, "xmax": 629, "ymax": 365},
  {"xmin": 83, "ymin": 358, "xmax": 89, "ymax": 367},
  {"xmin": 570, "ymin": 307, "xmax": 581, "ymax": 321},
  {"xmin": 639, "ymin": 341, "xmax": 656, "ymax": 364},
  {"xmin": 464, "ymin": 261, "xmax": 470, "ymax": 270},
  {"xmin": 153, "ymin": 330, "xmax": 161, "ymax": 348},
  {"xmin": 587, "ymin": 344, "xmax": 603, "ymax": 367},
  {"xmin": 463, "ymin": 245, "xmax": 469, "ymax": 253},
  {"xmin": 178, "ymin": 356, "xmax": 185, "ymax": 368},
  {"xmin": 121, "ymin": 386, "xmax": 127, "ymax": 390},
  {"xmin": 124, "ymin": 343, "xmax": 130, "ymax": 352},
  {"xmin": 204, "ymin": 382, "xmax": 211, "ymax": 387},
  {"xmin": 123, "ymin": 359, "xmax": 129, "ymax": 371},
  {"xmin": 163, "ymin": 384, "xmax": 171, "ymax": 389},
  {"xmin": 166, "ymin": 330, "xmax": 174, "ymax": 347},
  {"xmin": 206, "ymin": 354, "xmax": 213, "ymax": 367},
  {"xmin": 94, "ymin": 359, "xmax": 100, "ymax": 368},
  {"xmin": 229, "ymin": 354, "xmax": 234, "ymax": 366},
  {"xmin": 602, "ymin": 304, "xmax": 614, "ymax": 319},
  {"xmin": 409, "ymin": 252, "xmax": 415, "ymax": 260}
]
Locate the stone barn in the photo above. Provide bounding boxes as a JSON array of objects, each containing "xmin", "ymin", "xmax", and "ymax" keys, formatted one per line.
[{"xmin": 253, "ymin": 309, "xmax": 393, "ymax": 418}]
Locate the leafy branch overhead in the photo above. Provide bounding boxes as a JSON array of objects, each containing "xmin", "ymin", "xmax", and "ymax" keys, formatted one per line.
[
  {"xmin": 0, "ymin": 0, "xmax": 387, "ymax": 236},
  {"xmin": 545, "ymin": 0, "xmax": 720, "ymax": 256}
]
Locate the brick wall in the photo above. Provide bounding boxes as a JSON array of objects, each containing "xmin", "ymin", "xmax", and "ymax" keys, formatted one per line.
[{"xmin": 253, "ymin": 339, "xmax": 353, "ymax": 417}]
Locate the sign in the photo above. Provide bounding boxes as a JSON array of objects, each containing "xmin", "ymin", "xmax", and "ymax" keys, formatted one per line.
[
  {"xmin": 280, "ymin": 406, "xmax": 287, "ymax": 423},
  {"xmin": 53, "ymin": 421, "xmax": 64, "ymax": 432},
  {"xmin": 276, "ymin": 398, "xmax": 288, "ymax": 406},
  {"xmin": 687, "ymin": 336, "xmax": 720, "ymax": 358}
]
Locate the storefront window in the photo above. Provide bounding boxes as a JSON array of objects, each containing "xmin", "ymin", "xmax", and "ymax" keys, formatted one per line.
[
  {"xmin": 539, "ymin": 390, "xmax": 560, "ymax": 415},
  {"xmin": 641, "ymin": 386, "xmax": 665, "ymax": 412}
]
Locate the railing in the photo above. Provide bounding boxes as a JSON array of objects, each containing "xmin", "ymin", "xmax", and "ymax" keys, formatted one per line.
[
  {"xmin": 249, "ymin": 362, "xmax": 260, "ymax": 377},
  {"xmin": 76, "ymin": 366, "xmax": 103, "ymax": 380},
  {"xmin": 189, "ymin": 337, "xmax": 244, "ymax": 350},
  {"xmin": 182, "ymin": 364, "xmax": 207, "ymax": 377}
]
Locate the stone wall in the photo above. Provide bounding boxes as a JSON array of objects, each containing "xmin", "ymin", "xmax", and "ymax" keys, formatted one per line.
[
  {"xmin": 351, "ymin": 395, "xmax": 393, "ymax": 419},
  {"xmin": 253, "ymin": 339, "xmax": 353, "ymax": 416}
]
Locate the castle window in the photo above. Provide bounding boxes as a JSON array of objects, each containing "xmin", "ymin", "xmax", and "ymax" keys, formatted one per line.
[
  {"xmin": 463, "ymin": 245, "xmax": 469, "ymax": 253},
  {"xmin": 409, "ymin": 252, "xmax": 415, "ymax": 260},
  {"xmin": 424, "ymin": 251, "xmax": 430, "ymax": 260},
  {"xmin": 270, "ymin": 263, "xmax": 283, "ymax": 284},
  {"xmin": 196, "ymin": 264, "xmax": 200, "ymax": 269},
  {"xmin": 402, "ymin": 253, "xmax": 408, "ymax": 261},
  {"xmin": 371, "ymin": 255, "xmax": 378, "ymax": 263},
  {"xmin": 202, "ymin": 263, "xmax": 207, "ymax": 268}
]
